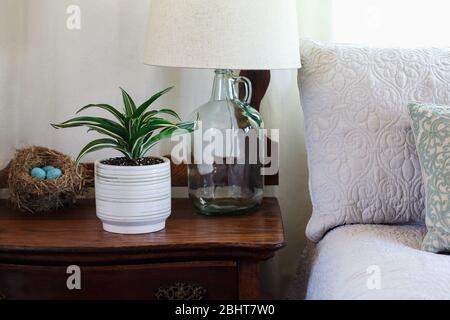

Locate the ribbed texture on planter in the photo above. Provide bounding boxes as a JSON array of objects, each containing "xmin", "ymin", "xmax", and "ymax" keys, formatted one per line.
[{"xmin": 94, "ymin": 158, "xmax": 171, "ymax": 234}]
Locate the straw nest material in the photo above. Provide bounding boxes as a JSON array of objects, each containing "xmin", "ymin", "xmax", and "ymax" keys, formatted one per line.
[{"xmin": 8, "ymin": 146, "xmax": 87, "ymax": 213}]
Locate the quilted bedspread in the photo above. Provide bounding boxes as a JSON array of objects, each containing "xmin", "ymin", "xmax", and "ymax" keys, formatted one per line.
[
  {"xmin": 288, "ymin": 224, "xmax": 450, "ymax": 300},
  {"xmin": 299, "ymin": 40, "xmax": 450, "ymax": 242}
]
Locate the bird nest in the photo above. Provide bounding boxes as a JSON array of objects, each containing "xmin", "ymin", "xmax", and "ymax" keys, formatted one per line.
[{"xmin": 8, "ymin": 146, "xmax": 88, "ymax": 213}]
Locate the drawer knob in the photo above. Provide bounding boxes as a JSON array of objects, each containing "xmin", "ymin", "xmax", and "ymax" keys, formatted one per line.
[{"xmin": 155, "ymin": 283, "xmax": 206, "ymax": 300}]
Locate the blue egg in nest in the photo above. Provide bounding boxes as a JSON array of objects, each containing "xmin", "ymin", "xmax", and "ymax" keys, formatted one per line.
[
  {"xmin": 31, "ymin": 167, "xmax": 46, "ymax": 180},
  {"xmin": 46, "ymin": 168, "xmax": 63, "ymax": 180},
  {"xmin": 9, "ymin": 146, "xmax": 85, "ymax": 213}
]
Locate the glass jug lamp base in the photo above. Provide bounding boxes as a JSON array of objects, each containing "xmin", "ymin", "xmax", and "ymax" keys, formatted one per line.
[
  {"xmin": 193, "ymin": 202, "xmax": 261, "ymax": 216},
  {"xmin": 190, "ymin": 187, "xmax": 264, "ymax": 216},
  {"xmin": 187, "ymin": 69, "xmax": 264, "ymax": 216}
]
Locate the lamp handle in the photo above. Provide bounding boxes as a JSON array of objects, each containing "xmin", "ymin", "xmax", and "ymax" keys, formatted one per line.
[{"xmin": 230, "ymin": 76, "xmax": 253, "ymax": 105}]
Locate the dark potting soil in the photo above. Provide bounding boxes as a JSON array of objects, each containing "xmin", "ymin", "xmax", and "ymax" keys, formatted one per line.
[{"xmin": 101, "ymin": 157, "xmax": 164, "ymax": 167}]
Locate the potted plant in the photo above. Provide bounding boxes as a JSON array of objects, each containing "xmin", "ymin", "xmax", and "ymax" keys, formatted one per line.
[{"xmin": 52, "ymin": 87, "xmax": 196, "ymax": 234}]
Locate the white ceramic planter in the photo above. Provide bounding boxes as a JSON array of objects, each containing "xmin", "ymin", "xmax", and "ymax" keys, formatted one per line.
[{"xmin": 94, "ymin": 157, "xmax": 171, "ymax": 234}]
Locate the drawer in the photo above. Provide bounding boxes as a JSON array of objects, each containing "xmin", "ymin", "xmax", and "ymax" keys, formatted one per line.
[{"xmin": 0, "ymin": 261, "xmax": 237, "ymax": 300}]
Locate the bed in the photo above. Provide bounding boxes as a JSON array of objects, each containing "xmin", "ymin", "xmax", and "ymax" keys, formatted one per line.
[
  {"xmin": 288, "ymin": 224, "xmax": 450, "ymax": 300},
  {"xmin": 288, "ymin": 40, "xmax": 450, "ymax": 300}
]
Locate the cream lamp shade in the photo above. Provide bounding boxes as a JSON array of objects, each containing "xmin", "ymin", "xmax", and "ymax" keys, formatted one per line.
[{"xmin": 144, "ymin": 0, "xmax": 301, "ymax": 70}]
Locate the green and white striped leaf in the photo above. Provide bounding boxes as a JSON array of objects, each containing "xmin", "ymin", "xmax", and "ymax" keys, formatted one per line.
[
  {"xmin": 140, "ymin": 127, "xmax": 178, "ymax": 157},
  {"xmin": 135, "ymin": 87, "xmax": 174, "ymax": 118},
  {"xmin": 120, "ymin": 87, "xmax": 137, "ymax": 117},
  {"xmin": 85, "ymin": 125, "xmax": 129, "ymax": 148},
  {"xmin": 76, "ymin": 138, "xmax": 127, "ymax": 165},
  {"xmin": 134, "ymin": 118, "xmax": 177, "ymax": 139},
  {"xmin": 51, "ymin": 116, "xmax": 127, "ymax": 140},
  {"xmin": 140, "ymin": 121, "xmax": 196, "ymax": 157},
  {"xmin": 52, "ymin": 87, "xmax": 198, "ymax": 161},
  {"xmin": 76, "ymin": 104, "xmax": 125, "ymax": 125},
  {"xmin": 141, "ymin": 109, "xmax": 182, "ymax": 124},
  {"xmin": 129, "ymin": 119, "xmax": 178, "ymax": 157}
]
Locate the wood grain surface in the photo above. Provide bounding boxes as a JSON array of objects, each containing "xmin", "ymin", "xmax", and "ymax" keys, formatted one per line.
[{"xmin": 0, "ymin": 198, "xmax": 285, "ymax": 265}]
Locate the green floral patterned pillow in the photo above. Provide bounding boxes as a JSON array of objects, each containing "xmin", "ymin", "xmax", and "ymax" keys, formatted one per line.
[{"xmin": 408, "ymin": 103, "xmax": 450, "ymax": 253}]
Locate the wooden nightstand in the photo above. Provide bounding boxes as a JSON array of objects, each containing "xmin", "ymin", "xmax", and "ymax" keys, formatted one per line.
[{"xmin": 0, "ymin": 198, "xmax": 284, "ymax": 300}]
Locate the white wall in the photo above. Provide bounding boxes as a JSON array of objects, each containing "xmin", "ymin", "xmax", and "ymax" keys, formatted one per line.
[
  {"xmin": 0, "ymin": 0, "xmax": 23, "ymax": 166},
  {"xmin": 0, "ymin": 0, "xmax": 216, "ymax": 165},
  {"xmin": 0, "ymin": 0, "xmax": 319, "ymax": 298}
]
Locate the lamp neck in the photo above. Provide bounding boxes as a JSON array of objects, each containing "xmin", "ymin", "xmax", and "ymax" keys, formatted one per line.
[{"xmin": 210, "ymin": 69, "xmax": 234, "ymax": 101}]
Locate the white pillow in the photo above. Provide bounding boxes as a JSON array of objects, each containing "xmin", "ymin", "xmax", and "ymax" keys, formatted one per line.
[{"xmin": 299, "ymin": 40, "xmax": 450, "ymax": 242}]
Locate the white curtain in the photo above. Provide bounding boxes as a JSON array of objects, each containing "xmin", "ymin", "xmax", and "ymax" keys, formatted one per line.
[
  {"xmin": 299, "ymin": 0, "xmax": 450, "ymax": 47},
  {"xmin": 331, "ymin": 0, "xmax": 450, "ymax": 47}
]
